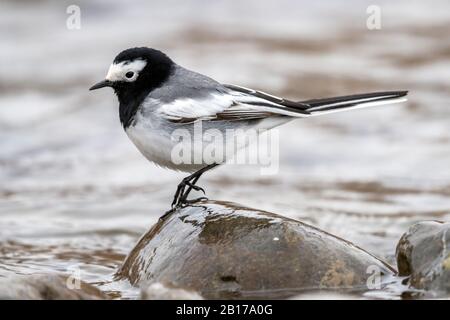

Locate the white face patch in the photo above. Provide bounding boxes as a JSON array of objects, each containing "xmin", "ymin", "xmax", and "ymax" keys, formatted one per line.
[{"xmin": 105, "ymin": 59, "xmax": 147, "ymax": 82}]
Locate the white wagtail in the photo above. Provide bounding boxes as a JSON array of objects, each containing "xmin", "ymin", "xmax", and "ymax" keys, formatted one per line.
[{"xmin": 90, "ymin": 47, "xmax": 408, "ymax": 217}]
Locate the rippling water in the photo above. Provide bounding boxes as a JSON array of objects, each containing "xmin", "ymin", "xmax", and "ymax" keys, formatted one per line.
[{"xmin": 1, "ymin": 0, "xmax": 449, "ymax": 299}]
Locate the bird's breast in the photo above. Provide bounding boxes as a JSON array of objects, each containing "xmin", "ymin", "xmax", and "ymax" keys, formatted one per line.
[{"xmin": 125, "ymin": 114, "xmax": 207, "ymax": 172}]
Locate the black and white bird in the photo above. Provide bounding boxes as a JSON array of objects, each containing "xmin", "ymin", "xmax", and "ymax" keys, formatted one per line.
[{"xmin": 90, "ymin": 47, "xmax": 408, "ymax": 217}]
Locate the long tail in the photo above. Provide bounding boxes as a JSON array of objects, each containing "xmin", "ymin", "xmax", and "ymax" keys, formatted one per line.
[{"xmin": 300, "ymin": 91, "xmax": 408, "ymax": 116}]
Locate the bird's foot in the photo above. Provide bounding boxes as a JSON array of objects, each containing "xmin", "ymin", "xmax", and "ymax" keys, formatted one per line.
[
  {"xmin": 183, "ymin": 181, "xmax": 205, "ymax": 195},
  {"xmin": 181, "ymin": 196, "xmax": 209, "ymax": 206},
  {"xmin": 162, "ymin": 177, "xmax": 206, "ymax": 221},
  {"xmin": 171, "ymin": 178, "xmax": 205, "ymax": 206},
  {"xmin": 159, "ymin": 196, "xmax": 208, "ymax": 221},
  {"xmin": 162, "ymin": 163, "xmax": 217, "ymax": 221}
]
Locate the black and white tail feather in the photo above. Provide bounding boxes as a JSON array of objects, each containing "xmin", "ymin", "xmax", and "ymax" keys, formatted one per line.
[
  {"xmin": 301, "ymin": 91, "xmax": 408, "ymax": 116},
  {"xmin": 225, "ymin": 84, "xmax": 408, "ymax": 119}
]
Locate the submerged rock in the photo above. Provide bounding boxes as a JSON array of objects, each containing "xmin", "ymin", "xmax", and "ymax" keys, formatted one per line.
[
  {"xmin": 116, "ymin": 200, "xmax": 394, "ymax": 299},
  {"xmin": 0, "ymin": 274, "xmax": 108, "ymax": 300},
  {"xmin": 396, "ymin": 221, "xmax": 450, "ymax": 294}
]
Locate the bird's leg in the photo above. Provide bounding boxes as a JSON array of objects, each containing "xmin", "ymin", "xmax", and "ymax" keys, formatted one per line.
[
  {"xmin": 169, "ymin": 174, "xmax": 204, "ymax": 208},
  {"xmin": 161, "ymin": 164, "xmax": 218, "ymax": 221},
  {"xmin": 176, "ymin": 163, "xmax": 218, "ymax": 206},
  {"xmin": 170, "ymin": 179, "xmax": 188, "ymax": 207},
  {"xmin": 169, "ymin": 163, "xmax": 218, "ymax": 206},
  {"xmin": 171, "ymin": 176, "xmax": 204, "ymax": 207},
  {"xmin": 178, "ymin": 174, "xmax": 204, "ymax": 204}
]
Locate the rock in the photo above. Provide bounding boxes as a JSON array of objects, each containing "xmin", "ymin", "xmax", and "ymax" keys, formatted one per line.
[
  {"xmin": 116, "ymin": 200, "xmax": 394, "ymax": 299},
  {"xmin": 396, "ymin": 221, "xmax": 450, "ymax": 293},
  {"xmin": 0, "ymin": 274, "xmax": 108, "ymax": 300},
  {"xmin": 140, "ymin": 282, "xmax": 203, "ymax": 300}
]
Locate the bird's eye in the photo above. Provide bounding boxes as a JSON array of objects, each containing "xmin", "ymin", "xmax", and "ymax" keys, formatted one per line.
[{"xmin": 125, "ymin": 71, "xmax": 135, "ymax": 79}]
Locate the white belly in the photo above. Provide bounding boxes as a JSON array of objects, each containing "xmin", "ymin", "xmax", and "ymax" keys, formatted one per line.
[
  {"xmin": 125, "ymin": 113, "xmax": 292, "ymax": 173},
  {"xmin": 125, "ymin": 123, "xmax": 205, "ymax": 172}
]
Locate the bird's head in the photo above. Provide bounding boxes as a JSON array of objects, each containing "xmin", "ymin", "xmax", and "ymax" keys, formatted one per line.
[{"xmin": 89, "ymin": 47, "xmax": 173, "ymax": 99}]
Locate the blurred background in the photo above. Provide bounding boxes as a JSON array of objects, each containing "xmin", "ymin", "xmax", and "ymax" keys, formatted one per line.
[{"xmin": 0, "ymin": 0, "xmax": 449, "ymax": 298}]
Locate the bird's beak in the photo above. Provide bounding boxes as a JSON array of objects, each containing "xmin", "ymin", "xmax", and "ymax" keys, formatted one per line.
[{"xmin": 89, "ymin": 79, "xmax": 113, "ymax": 91}]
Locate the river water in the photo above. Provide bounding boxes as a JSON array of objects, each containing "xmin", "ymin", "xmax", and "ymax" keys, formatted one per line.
[{"xmin": 1, "ymin": 0, "xmax": 449, "ymax": 299}]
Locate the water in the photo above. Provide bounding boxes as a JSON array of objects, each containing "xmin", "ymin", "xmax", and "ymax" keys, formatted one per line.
[{"xmin": 1, "ymin": 0, "xmax": 449, "ymax": 299}]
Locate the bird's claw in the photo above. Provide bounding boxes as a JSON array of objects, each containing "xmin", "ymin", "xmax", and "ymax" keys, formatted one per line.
[
  {"xmin": 182, "ymin": 197, "xmax": 208, "ymax": 205},
  {"xmin": 164, "ymin": 163, "xmax": 217, "ymax": 220},
  {"xmin": 184, "ymin": 181, "xmax": 205, "ymax": 194},
  {"xmin": 168, "ymin": 178, "xmax": 206, "ymax": 211}
]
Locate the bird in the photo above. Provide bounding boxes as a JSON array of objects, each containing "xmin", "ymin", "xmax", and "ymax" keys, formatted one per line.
[{"xmin": 89, "ymin": 47, "xmax": 408, "ymax": 219}]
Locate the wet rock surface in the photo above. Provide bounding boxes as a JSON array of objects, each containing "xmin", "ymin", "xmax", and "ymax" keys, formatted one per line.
[
  {"xmin": 116, "ymin": 200, "xmax": 394, "ymax": 299},
  {"xmin": 0, "ymin": 274, "xmax": 108, "ymax": 300},
  {"xmin": 396, "ymin": 221, "xmax": 450, "ymax": 294}
]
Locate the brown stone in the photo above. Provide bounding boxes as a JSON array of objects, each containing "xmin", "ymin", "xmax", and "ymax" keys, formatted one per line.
[
  {"xmin": 0, "ymin": 274, "xmax": 108, "ymax": 300},
  {"xmin": 396, "ymin": 221, "xmax": 450, "ymax": 293},
  {"xmin": 116, "ymin": 200, "xmax": 394, "ymax": 299}
]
